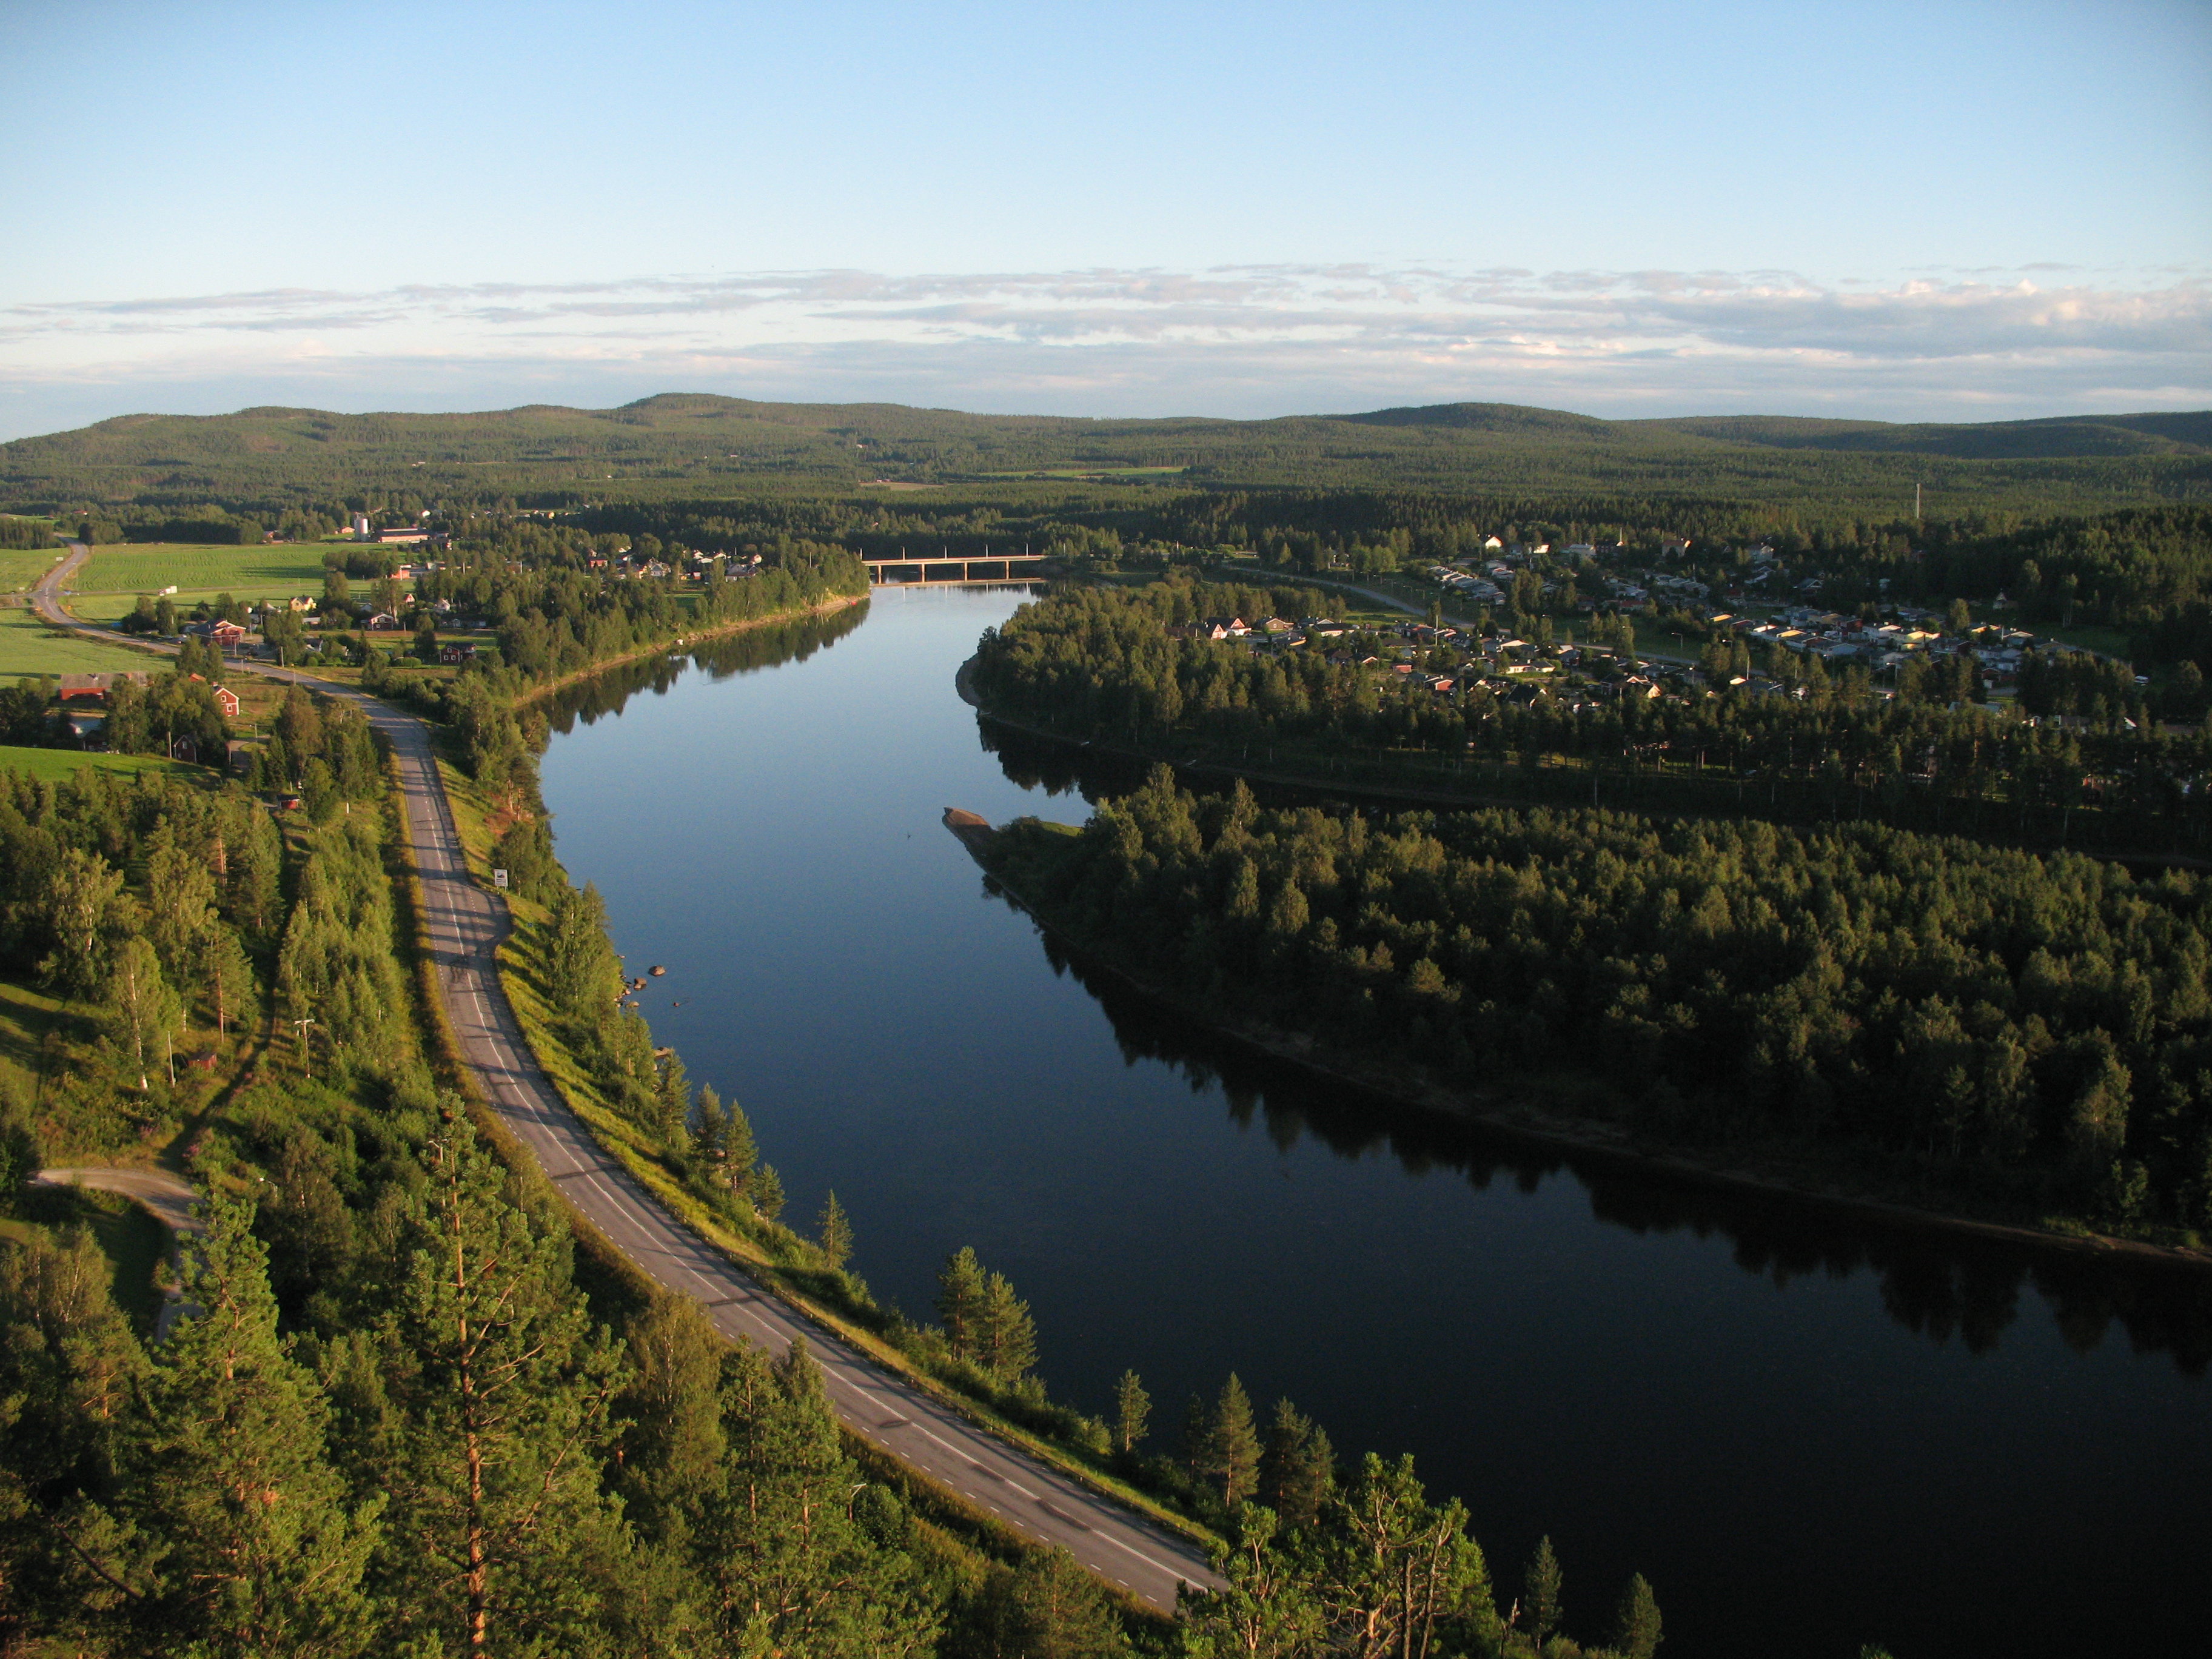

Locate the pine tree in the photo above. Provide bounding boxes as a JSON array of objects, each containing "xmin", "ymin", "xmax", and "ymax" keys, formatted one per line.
[
  {"xmin": 974, "ymin": 1547, "xmax": 1128, "ymax": 1659},
  {"xmin": 936, "ymin": 1247, "xmax": 987, "ymax": 1361},
  {"xmin": 379, "ymin": 1110, "xmax": 628, "ymax": 1655},
  {"xmin": 1335, "ymin": 1454, "xmax": 1499, "ymax": 1658},
  {"xmin": 124, "ymin": 1193, "xmax": 380, "ymax": 1657},
  {"xmin": 1113, "ymin": 1370, "xmax": 1151, "ymax": 1455},
  {"xmin": 204, "ymin": 923, "xmax": 256, "ymax": 1042},
  {"xmin": 1259, "ymin": 1398, "xmax": 1333, "ymax": 1528},
  {"xmin": 816, "ymin": 1191, "xmax": 853, "ymax": 1272},
  {"xmin": 979, "ymin": 1271, "xmax": 1038, "ymax": 1379},
  {"xmin": 719, "ymin": 1089, "xmax": 759, "ymax": 1196},
  {"xmin": 1205, "ymin": 1375, "xmax": 1261, "ymax": 1507},
  {"xmin": 1197, "ymin": 1501, "xmax": 1337, "ymax": 1655},
  {"xmin": 698, "ymin": 1336, "xmax": 941, "ymax": 1657},
  {"xmin": 227, "ymin": 799, "xmax": 284, "ymax": 940},
  {"xmin": 752, "ymin": 1163, "xmax": 785, "ymax": 1225},
  {"xmin": 614, "ymin": 1296, "xmax": 727, "ymax": 1548},
  {"xmin": 654, "ymin": 1050, "xmax": 689, "ymax": 1141},
  {"xmin": 1616, "ymin": 1572, "xmax": 1663, "ymax": 1659},
  {"xmin": 1524, "ymin": 1534, "xmax": 1563, "ymax": 1646},
  {"xmin": 0, "ymin": 1222, "xmax": 153, "ymax": 1638}
]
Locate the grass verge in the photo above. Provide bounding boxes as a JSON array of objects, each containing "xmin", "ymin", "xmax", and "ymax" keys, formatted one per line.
[{"xmin": 426, "ymin": 737, "xmax": 1215, "ymax": 1550}]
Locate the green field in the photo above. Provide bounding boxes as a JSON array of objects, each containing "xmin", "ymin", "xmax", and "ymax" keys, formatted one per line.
[
  {"xmin": 76, "ymin": 542, "xmax": 329, "ymax": 598},
  {"xmin": 0, "ymin": 549, "xmax": 68, "ymax": 594},
  {"xmin": 0, "ymin": 744, "xmax": 209, "ymax": 784},
  {"xmin": 0, "ymin": 605, "xmax": 163, "ymax": 675}
]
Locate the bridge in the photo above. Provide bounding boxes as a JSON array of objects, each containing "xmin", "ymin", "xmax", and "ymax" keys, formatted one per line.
[{"xmin": 865, "ymin": 551, "xmax": 1050, "ymax": 585}]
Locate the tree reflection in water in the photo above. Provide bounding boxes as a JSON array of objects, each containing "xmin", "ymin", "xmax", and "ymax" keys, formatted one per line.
[{"xmin": 1005, "ymin": 894, "xmax": 2212, "ymax": 1378}]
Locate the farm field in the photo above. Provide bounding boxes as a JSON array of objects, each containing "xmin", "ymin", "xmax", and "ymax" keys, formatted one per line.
[
  {"xmin": 0, "ymin": 744, "xmax": 209, "ymax": 785},
  {"xmin": 0, "ymin": 549, "xmax": 67, "ymax": 593},
  {"xmin": 76, "ymin": 541, "xmax": 329, "ymax": 598},
  {"xmin": 0, "ymin": 606, "xmax": 161, "ymax": 676}
]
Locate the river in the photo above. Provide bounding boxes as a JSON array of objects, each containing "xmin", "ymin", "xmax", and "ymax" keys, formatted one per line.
[{"xmin": 535, "ymin": 586, "xmax": 2209, "ymax": 1659}]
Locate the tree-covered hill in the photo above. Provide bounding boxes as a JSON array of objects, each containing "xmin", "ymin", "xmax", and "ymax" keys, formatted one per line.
[{"xmin": 3, "ymin": 393, "xmax": 2206, "ymax": 518}]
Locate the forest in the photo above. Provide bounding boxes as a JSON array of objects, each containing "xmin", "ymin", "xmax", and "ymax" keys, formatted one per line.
[
  {"xmin": 0, "ymin": 695, "xmax": 1671, "ymax": 1657},
  {"xmin": 970, "ymin": 578, "xmax": 2212, "ymax": 860},
  {"xmin": 1, "ymin": 394, "xmax": 2205, "ymax": 523},
  {"xmin": 985, "ymin": 769, "xmax": 2212, "ymax": 1239}
]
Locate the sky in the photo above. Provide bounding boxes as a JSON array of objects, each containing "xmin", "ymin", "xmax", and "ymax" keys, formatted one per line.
[{"xmin": 2, "ymin": 0, "xmax": 2208, "ymax": 439}]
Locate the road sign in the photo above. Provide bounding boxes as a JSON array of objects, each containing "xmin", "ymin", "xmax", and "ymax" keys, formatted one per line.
[{"xmin": 492, "ymin": 868, "xmax": 508, "ymax": 890}]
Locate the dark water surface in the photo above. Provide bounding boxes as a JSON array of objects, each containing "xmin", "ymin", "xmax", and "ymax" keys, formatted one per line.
[{"xmin": 537, "ymin": 588, "xmax": 2209, "ymax": 1659}]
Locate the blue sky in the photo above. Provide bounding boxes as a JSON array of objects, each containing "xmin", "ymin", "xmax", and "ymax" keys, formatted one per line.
[{"xmin": 2, "ymin": 0, "xmax": 2207, "ymax": 437}]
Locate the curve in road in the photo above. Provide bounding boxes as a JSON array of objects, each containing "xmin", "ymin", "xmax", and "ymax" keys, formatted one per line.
[{"xmin": 31, "ymin": 545, "xmax": 1220, "ymax": 1612}]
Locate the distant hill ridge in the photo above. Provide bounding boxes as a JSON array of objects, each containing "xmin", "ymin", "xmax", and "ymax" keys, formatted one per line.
[{"xmin": 3, "ymin": 393, "xmax": 2206, "ymax": 513}]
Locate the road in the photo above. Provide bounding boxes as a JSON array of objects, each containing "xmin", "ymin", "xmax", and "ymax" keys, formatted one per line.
[{"xmin": 32, "ymin": 545, "xmax": 1220, "ymax": 1612}]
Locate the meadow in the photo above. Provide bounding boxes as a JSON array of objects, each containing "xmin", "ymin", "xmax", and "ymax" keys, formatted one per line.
[
  {"xmin": 0, "ymin": 606, "xmax": 163, "ymax": 676},
  {"xmin": 0, "ymin": 744, "xmax": 209, "ymax": 783},
  {"xmin": 75, "ymin": 541, "xmax": 328, "ymax": 598},
  {"xmin": 0, "ymin": 549, "xmax": 68, "ymax": 594}
]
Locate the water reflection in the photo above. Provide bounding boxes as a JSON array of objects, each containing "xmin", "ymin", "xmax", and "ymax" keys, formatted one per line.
[
  {"xmin": 537, "ymin": 603, "xmax": 870, "ymax": 736},
  {"xmin": 994, "ymin": 813, "xmax": 2212, "ymax": 1380}
]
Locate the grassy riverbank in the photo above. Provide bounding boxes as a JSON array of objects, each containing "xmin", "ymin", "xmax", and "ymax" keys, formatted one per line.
[{"xmin": 416, "ymin": 609, "xmax": 1219, "ymax": 1569}]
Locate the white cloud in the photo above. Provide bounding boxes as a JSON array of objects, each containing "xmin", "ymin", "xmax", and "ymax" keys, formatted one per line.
[{"xmin": 1, "ymin": 264, "xmax": 2206, "ymax": 438}]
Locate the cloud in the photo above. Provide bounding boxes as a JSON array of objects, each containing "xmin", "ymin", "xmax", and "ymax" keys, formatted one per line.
[{"xmin": 1, "ymin": 263, "xmax": 2206, "ymax": 437}]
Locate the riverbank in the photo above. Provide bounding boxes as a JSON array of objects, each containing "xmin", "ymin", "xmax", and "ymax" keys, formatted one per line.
[
  {"xmin": 949, "ymin": 803, "xmax": 2212, "ymax": 1272},
  {"xmin": 509, "ymin": 591, "xmax": 870, "ymax": 710},
  {"xmin": 431, "ymin": 657, "xmax": 1223, "ymax": 1578}
]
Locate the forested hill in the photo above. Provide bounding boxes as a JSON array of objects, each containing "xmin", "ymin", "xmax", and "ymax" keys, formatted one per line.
[{"xmin": 2, "ymin": 394, "xmax": 2207, "ymax": 516}]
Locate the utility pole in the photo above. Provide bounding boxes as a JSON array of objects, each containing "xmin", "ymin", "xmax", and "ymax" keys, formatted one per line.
[{"xmin": 1915, "ymin": 481, "xmax": 1923, "ymax": 524}]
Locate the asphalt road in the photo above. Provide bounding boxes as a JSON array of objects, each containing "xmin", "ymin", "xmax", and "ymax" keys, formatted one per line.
[{"xmin": 31, "ymin": 545, "xmax": 1220, "ymax": 1612}]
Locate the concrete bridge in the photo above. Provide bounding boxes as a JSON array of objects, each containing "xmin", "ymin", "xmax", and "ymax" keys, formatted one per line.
[{"xmin": 865, "ymin": 552, "xmax": 1050, "ymax": 586}]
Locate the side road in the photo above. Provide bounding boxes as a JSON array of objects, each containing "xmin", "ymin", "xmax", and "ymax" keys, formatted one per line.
[{"xmin": 32, "ymin": 546, "xmax": 1219, "ymax": 1612}]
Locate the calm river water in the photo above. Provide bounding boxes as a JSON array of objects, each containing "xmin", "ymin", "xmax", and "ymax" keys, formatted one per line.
[{"xmin": 537, "ymin": 586, "xmax": 2208, "ymax": 1659}]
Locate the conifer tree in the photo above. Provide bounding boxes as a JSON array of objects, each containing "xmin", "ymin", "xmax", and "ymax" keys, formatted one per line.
[
  {"xmin": 1179, "ymin": 1505, "xmax": 1325, "ymax": 1659},
  {"xmin": 145, "ymin": 830, "xmax": 218, "ymax": 985},
  {"xmin": 204, "ymin": 923, "xmax": 256, "ymax": 1042},
  {"xmin": 1338, "ymin": 1454, "xmax": 1500, "ymax": 1658},
  {"xmin": 1524, "ymin": 1534, "xmax": 1563, "ymax": 1646},
  {"xmin": 0, "ymin": 1224, "xmax": 152, "ymax": 1641},
  {"xmin": 979, "ymin": 1270, "xmax": 1038, "ymax": 1379},
  {"xmin": 1205, "ymin": 1374, "xmax": 1262, "ymax": 1507},
  {"xmin": 615, "ymin": 1295, "xmax": 727, "ymax": 1550},
  {"xmin": 752, "ymin": 1162, "xmax": 786, "ymax": 1225},
  {"xmin": 654, "ymin": 1050, "xmax": 689, "ymax": 1141},
  {"xmin": 1259, "ymin": 1398, "xmax": 1335, "ymax": 1528},
  {"xmin": 378, "ymin": 1110, "xmax": 629, "ymax": 1655},
  {"xmin": 936, "ymin": 1247, "xmax": 987, "ymax": 1361},
  {"xmin": 698, "ymin": 1336, "xmax": 940, "ymax": 1657},
  {"xmin": 1616, "ymin": 1571, "xmax": 1663, "ymax": 1659},
  {"xmin": 124, "ymin": 1193, "xmax": 381, "ymax": 1657},
  {"xmin": 973, "ymin": 1546, "xmax": 1129, "ymax": 1659},
  {"xmin": 1113, "ymin": 1369, "xmax": 1151, "ymax": 1455},
  {"xmin": 816, "ymin": 1191, "xmax": 853, "ymax": 1272},
  {"xmin": 545, "ymin": 883, "xmax": 619, "ymax": 1018}
]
